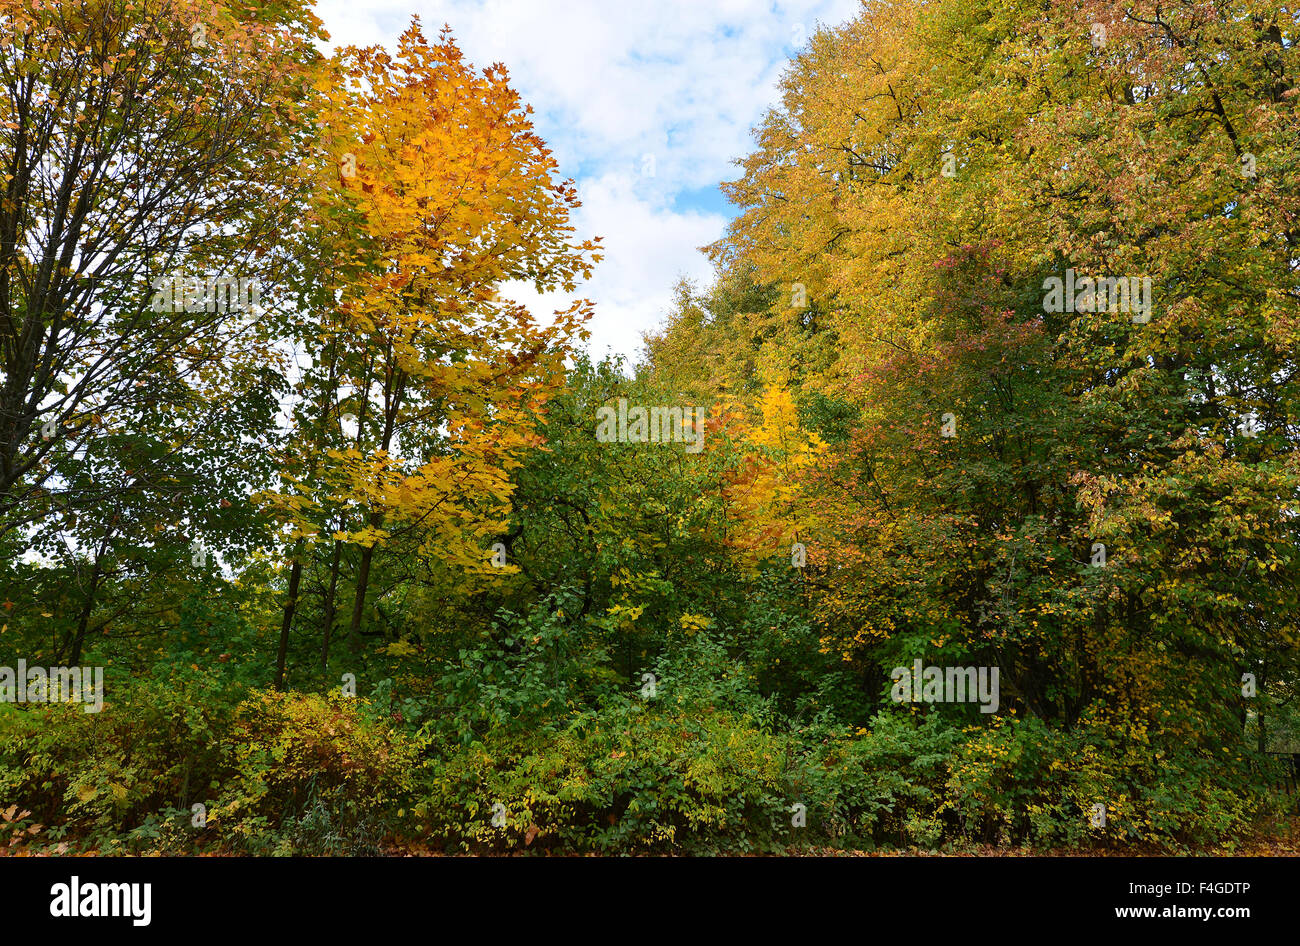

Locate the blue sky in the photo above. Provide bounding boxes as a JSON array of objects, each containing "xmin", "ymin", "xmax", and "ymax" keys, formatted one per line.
[{"xmin": 312, "ymin": 0, "xmax": 863, "ymax": 362}]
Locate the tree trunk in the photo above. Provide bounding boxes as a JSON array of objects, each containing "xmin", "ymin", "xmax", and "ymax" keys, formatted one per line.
[
  {"xmin": 275, "ymin": 540, "xmax": 305, "ymax": 689},
  {"xmin": 346, "ymin": 517, "xmax": 381, "ymax": 653},
  {"xmin": 321, "ymin": 539, "xmax": 342, "ymax": 672},
  {"xmin": 66, "ymin": 557, "xmax": 103, "ymax": 665}
]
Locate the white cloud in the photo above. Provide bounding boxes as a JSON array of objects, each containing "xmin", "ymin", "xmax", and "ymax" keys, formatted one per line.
[
  {"xmin": 312, "ymin": 0, "xmax": 862, "ymax": 360},
  {"xmin": 504, "ymin": 172, "xmax": 725, "ymax": 365}
]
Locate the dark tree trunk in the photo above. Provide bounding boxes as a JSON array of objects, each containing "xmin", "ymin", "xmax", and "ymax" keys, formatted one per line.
[
  {"xmin": 275, "ymin": 541, "xmax": 305, "ymax": 689},
  {"xmin": 347, "ymin": 517, "xmax": 382, "ymax": 653},
  {"xmin": 321, "ymin": 539, "xmax": 342, "ymax": 672},
  {"xmin": 66, "ymin": 557, "xmax": 103, "ymax": 665}
]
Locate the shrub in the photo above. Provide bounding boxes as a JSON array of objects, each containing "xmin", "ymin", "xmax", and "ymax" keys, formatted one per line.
[
  {"xmin": 413, "ymin": 695, "xmax": 790, "ymax": 854},
  {"xmin": 214, "ymin": 690, "xmax": 422, "ymax": 854},
  {"xmin": 0, "ymin": 665, "xmax": 235, "ymax": 853},
  {"xmin": 939, "ymin": 710, "xmax": 1273, "ymax": 849}
]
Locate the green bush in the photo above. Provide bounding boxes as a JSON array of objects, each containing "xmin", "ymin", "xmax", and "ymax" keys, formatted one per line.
[
  {"xmin": 938, "ymin": 711, "xmax": 1274, "ymax": 849},
  {"xmin": 0, "ymin": 665, "xmax": 235, "ymax": 852},
  {"xmin": 214, "ymin": 689, "xmax": 422, "ymax": 854},
  {"xmin": 0, "ymin": 651, "xmax": 1282, "ymax": 854},
  {"xmin": 0, "ymin": 670, "xmax": 423, "ymax": 855},
  {"xmin": 412, "ymin": 694, "xmax": 790, "ymax": 853},
  {"xmin": 784, "ymin": 712, "xmax": 962, "ymax": 849}
]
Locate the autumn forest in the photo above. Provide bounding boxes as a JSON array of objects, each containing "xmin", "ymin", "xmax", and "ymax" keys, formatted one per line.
[{"xmin": 1, "ymin": 0, "xmax": 1298, "ymax": 859}]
